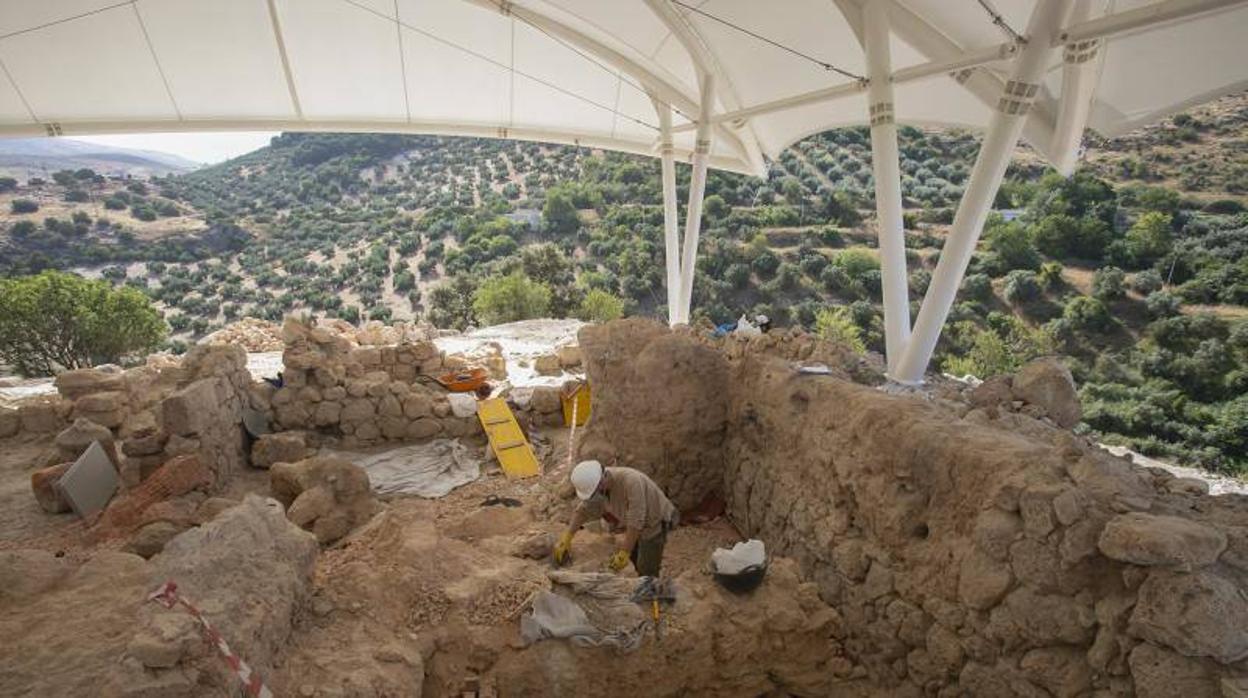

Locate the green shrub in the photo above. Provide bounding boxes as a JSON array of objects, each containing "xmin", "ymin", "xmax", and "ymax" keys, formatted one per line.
[
  {"xmin": 1092, "ymin": 266, "xmax": 1126, "ymax": 301},
  {"xmin": 814, "ymin": 307, "xmax": 865, "ymax": 354},
  {"xmin": 961, "ymin": 273, "xmax": 993, "ymax": 302},
  {"xmin": 1145, "ymin": 291, "xmax": 1181, "ymax": 318},
  {"xmin": 0, "ymin": 271, "xmax": 166, "ymax": 376},
  {"xmin": 832, "ymin": 247, "xmax": 879, "ymax": 278},
  {"xmin": 1003, "ymin": 270, "xmax": 1041, "ymax": 305},
  {"xmin": 1063, "ymin": 296, "xmax": 1111, "ymax": 331},
  {"xmin": 472, "ymin": 272, "xmax": 551, "ymax": 325},
  {"xmin": 10, "ymin": 198, "xmax": 38, "ymax": 214},
  {"xmin": 1131, "ymin": 269, "xmax": 1164, "ymax": 295},
  {"xmin": 578, "ymin": 289, "xmax": 625, "ymax": 323}
]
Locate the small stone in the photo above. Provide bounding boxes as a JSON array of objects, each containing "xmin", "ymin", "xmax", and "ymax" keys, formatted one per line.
[{"xmin": 126, "ymin": 521, "xmax": 187, "ymax": 559}]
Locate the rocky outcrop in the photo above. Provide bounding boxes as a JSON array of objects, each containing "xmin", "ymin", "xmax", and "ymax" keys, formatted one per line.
[
  {"xmin": 1098, "ymin": 512, "xmax": 1228, "ymax": 567},
  {"xmin": 271, "ymin": 456, "xmax": 380, "ymax": 544},
  {"xmin": 114, "ymin": 495, "xmax": 319, "ymax": 695}
]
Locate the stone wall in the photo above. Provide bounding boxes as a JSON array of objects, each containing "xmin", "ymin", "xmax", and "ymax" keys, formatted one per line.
[
  {"xmin": 270, "ymin": 318, "xmax": 481, "ymax": 448},
  {"xmin": 579, "ymin": 319, "xmax": 1248, "ymax": 697}
]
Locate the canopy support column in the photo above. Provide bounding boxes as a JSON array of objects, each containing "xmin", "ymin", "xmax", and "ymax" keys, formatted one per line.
[
  {"xmin": 1050, "ymin": 0, "xmax": 1104, "ymax": 175},
  {"xmin": 864, "ymin": 0, "xmax": 910, "ymax": 374},
  {"xmin": 892, "ymin": 0, "xmax": 1073, "ymax": 384},
  {"xmin": 654, "ymin": 98, "xmax": 682, "ymax": 326},
  {"xmin": 676, "ymin": 73, "xmax": 715, "ymax": 325}
]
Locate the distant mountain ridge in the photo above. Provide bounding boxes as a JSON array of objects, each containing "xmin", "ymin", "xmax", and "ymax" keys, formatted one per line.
[{"xmin": 0, "ymin": 138, "xmax": 200, "ymax": 179}]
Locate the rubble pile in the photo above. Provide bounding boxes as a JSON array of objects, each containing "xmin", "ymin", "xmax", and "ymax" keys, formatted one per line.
[
  {"xmin": 270, "ymin": 318, "xmax": 481, "ymax": 448},
  {"xmin": 200, "ymin": 317, "xmax": 285, "ymax": 352},
  {"xmin": 270, "ymin": 456, "xmax": 380, "ymax": 544},
  {"xmin": 580, "ymin": 318, "xmax": 1248, "ymax": 696}
]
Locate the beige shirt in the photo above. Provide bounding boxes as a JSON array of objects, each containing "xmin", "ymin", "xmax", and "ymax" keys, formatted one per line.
[{"xmin": 576, "ymin": 466, "xmax": 677, "ymax": 540}]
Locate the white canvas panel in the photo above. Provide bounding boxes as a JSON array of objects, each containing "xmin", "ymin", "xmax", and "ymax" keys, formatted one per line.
[
  {"xmin": 0, "ymin": 68, "xmax": 33, "ymax": 123},
  {"xmin": 512, "ymin": 72, "xmax": 614, "ymax": 136},
  {"xmin": 514, "ymin": 21, "xmax": 620, "ymax": 111},
  {"xmin": 0, "ymin": 7, "xmax": 175, "ymax": 121},
  {"xmin": 0, "ymin": 0, "xmax": 122, "ymax": 37},
  {"xmin": 399, "ymin": 0, "xmax": 510, "ymax": 67},
  {"xmin": 544, "ymin": 0, "xmax": 674, "ymax": 59},
  {"xmin": 276, "ymin": 0, "xmax": 407, "ymax": 121},
  {"xmin": 136, "ymin": 0, "xmax": 296, "ymax": 119},
  {"xmin": 403, "ymin": 27, "xmax": 510, "ymax": 125}
]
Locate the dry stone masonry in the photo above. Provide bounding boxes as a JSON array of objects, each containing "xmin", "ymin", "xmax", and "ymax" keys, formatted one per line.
[{"xmin": 579, "ymin": 318, "xmax": 1248, "ymax": 697}]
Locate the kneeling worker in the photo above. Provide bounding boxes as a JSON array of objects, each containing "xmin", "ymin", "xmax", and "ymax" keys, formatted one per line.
[{"xmin": 553, "ymin": 460, "xmax": 678, "ymax": 576}]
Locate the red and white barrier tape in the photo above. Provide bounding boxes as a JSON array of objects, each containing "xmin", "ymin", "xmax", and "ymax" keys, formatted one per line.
[{"xmin": 147, "ymin": 581, "xmax": 274, "ymax": 698}]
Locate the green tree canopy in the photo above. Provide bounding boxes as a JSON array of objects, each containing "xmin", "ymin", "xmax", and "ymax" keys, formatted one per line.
[
  {"xmin": 0, "ymin": 271, "xmax": 166, "ymax": 376},
  {"xmin": 578, "ymin": 288, "xmax": 625, "ymax": 323},
  {"xmin": 472, "ymin": 272, "xmax": 552, "ymax": 326}
]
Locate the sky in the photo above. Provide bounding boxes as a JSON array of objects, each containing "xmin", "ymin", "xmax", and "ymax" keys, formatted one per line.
[{"xmin": 67, "ymin": 131, "xmax": 279, "ymax": 165}]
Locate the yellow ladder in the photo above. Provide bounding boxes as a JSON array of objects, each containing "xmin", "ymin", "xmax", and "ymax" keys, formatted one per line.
[{"xmin": 477, "ymin": 397, "xmax": 540, "ymax": 479}]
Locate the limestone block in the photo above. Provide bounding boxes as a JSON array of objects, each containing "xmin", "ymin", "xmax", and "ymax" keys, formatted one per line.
[
  {"xmin": 530, "ymin": 386, "xmax": 562, "ymax": 414},
  {"xmin": 341, "ymin": 398, "xmax": 375, "ymax": 422},
  {"xmin": 406, "ymin": 418, "xmax": 441, "ymax": 440},
  {"xmin": 161, "ymin": 380, "xmax": 218, "ymax": 436},
  {"xmin": 403, "ymin": 393, "xmax": 432, "ymax": 419},
  {"xmin": 1128, "ymin": 643, "xmax": 1221, "ymax": 698},
  {"xmin": 958, "ymin": 550, "xmax": 1013, "ymax": 610},
  {"xmin": 378, "ymin": 394, "xmax": 403, "ymax": 418},
  {"xmin": 312, "ymin": 401, "xmax": 341, "ymax": 427},
  {"xmin": 534, "ymin": 354, "xmax": 562, "ymax": 376},
  {"xmin": 251, "ymin": 432, "xmax": 309, "ymax": 469},
  {"xmin": 1098, "ymin": 513, "xmax": 1227, "ymax": 568},
  {"xmin": 18, "ymin": 399, "xmax": 68, "ymax": 433},
  {"xmin": 379, "ymin": 416, "xmax": 407, "ymax": 440},
  {"xmin": 55, "ymin": 418, "xmax": 115, "ymax": 462},
  {"xmin": 125, "ymin": 521, "xmax": 188, "ymax": 559},
  {"xmin": 1129, "ymin": 569, "xmax": 1248, "ymax": 663},
  {"xmin": 54, "ymin": 368, "xmax": 127, "ymax": 400},
  {"xmin": 556, "ymin": 344, "xmax": 583, "ymax": 369},
  {"xmin": 1011, "ymin": 358, "xmax": 1081, "ymax": 429}
]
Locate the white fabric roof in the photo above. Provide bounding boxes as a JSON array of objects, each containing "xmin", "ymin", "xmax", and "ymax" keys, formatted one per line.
[{"xmin": 0, "ymin": 0, "xmax": 1244, "ymax": 175}]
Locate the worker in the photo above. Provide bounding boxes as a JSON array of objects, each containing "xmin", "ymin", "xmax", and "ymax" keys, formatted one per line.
[
  {"xmin": 755, "ymin": 314, "xmax": 773, "ymax": 333},
  {"xmin": 553, "ymin": 460, "xmax": 678, "ymax": 577}
]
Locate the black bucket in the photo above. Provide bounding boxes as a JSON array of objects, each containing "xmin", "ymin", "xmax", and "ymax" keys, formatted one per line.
[{"xmin": 712, "ymin": 562, "xmax": 768, "ymax": 594}]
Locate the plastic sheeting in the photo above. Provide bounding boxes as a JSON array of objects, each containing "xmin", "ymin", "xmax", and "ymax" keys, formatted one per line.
[
  {"xmin": 520, "ymin": 571, "xmax": 648, "ymax": 652},
  {"xmin": 327, "ymin": 439, "xmax": 482, "ymax": 498},
  {"xmin": 711, "ymin": 539, "xmax": 766, "ymax": 575}
]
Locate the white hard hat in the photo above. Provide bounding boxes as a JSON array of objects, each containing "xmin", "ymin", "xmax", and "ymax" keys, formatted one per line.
[
  {"xmin": 756, "ymin": 314, "xmax": 769, "ymax": 324},
  {"xmin": 571, "ymin": 460, "xmax": 604, "ymax": 500}
]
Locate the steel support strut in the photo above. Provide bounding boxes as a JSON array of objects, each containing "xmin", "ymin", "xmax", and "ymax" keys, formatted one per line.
[
  {"xmin": 654, "ymin": 97, "xmax": 682, "ymax": 326},
  {"xmin": 1050, "ymin": 0, "xmax": 1104, "ymax": 175},
  {"xmin": 676, "ymin": 72, "xmax": 715, "ymax": 324},
  {"xmin": 863, "ymin": 0, "xmax": 910, "ymax": 374},
  {"xmin": 892, "ymin": 0, "xmax": 1073, "ymax": 384}
]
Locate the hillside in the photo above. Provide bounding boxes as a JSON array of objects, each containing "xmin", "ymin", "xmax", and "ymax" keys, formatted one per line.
[
  {"xmin": 0, "ymin": 93, "xmax": 1246, "ymax": 473},
  {"xmin": 0, "ymin": 138, "xmax": 199, "ymax": 180}
]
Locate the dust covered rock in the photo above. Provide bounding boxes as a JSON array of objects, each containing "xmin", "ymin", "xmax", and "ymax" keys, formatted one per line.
[
  {"xmin": 1098, "ymin": 512, "xmax": 1228, "ymax": 567},
  {"xmin": 1128, "ymin": 569, "xmax": 1248, "ymax": 663},
  {"xmin": 251, "ymin": 431, "xmax": 309, "ymax": 469},
  {"xmin": 1010, "ymin": 357, "xmax": 1081, "ymax": 428},
  {"xmin": 270, "ymin": 456, "xmax": 380, "ymax": 544}
]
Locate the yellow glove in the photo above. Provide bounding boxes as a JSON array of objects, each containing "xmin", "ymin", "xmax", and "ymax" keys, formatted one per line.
[
  {"xmin": 608, "ymin": 549, "xmax": 630, "ymax": 572},
  {"xmin": 553, "ymin": 531, "xmax": 574, "ymax": 565}
]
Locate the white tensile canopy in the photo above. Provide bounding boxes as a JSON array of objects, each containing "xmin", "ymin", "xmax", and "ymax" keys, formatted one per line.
[{"xmin": 0, "ymin": 0, "xmax": 1244, "ymax": 382}]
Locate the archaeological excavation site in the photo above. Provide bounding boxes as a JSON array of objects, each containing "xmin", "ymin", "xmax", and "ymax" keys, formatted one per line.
[{"xmin": 0, "ymin": 316, "xmax": 1244, "ymax": 697}]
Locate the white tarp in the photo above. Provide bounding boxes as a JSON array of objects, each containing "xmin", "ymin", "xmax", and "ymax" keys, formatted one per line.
[
  {"xmin": 710, "ymin": 538, "xmax": 766, "ymax": 575},
  {"xmin": 0, "ymin": 1, "xmax": 1243, "ymax": 175},
  {"xmin": 327, "ymin": 439, "xmax": 482, "ymax": 498}
]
